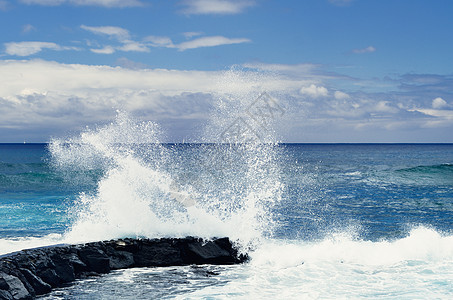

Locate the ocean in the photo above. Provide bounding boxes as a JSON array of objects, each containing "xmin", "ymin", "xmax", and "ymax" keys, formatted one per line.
[{"xmin": 1, "ymin": 117, "xmax": 453, "ymax": 298}]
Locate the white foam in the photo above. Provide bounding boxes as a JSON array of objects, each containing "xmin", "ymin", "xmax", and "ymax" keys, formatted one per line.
[
  {"xmin": 183, "ymin": 227, "xmax": 453, "ymax": 299},
  {"xmin": 251, "ymin": 227, "xmax": 453, "ymax": 267},
  {"xmin": 0, "ymin": 234, "xmax": 64, "ymax": 256}
]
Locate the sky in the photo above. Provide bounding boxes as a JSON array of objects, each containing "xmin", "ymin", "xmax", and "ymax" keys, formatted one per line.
[{"xmin": 0, "ymin": 0, "xmax": 452, "ymax": 143}]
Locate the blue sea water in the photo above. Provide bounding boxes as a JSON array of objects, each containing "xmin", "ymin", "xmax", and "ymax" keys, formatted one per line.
[{"xmin": 1, "ymin": 139, "xmax": 453, "ymax": 298}]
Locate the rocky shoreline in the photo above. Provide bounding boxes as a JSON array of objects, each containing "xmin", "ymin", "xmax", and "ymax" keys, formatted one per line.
[{"xmin": 0, "ymin": 237, "xmax": 247, "ymax": 299}]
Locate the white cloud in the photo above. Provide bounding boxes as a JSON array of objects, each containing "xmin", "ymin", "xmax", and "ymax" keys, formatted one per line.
[
  {"xmin": 242, "ymin": 62, "xmax": 348, "ymax": 84},
  {"xmin": 432, "ymin": 97, "xmax": 448, "ymax": 109},
  {"xmin": 177, "ymin": 36, "xmax": 251, "ymax": 51},
  {"xmin": 4, "ymin": 41, "xmax": 77, "ymax": 56},
  {"xmin": 22, "ymin": 24, "xmax": 37, "ymax": 33},
  {"xmin": 334, "ymin": 90, "xmax": 350, "ymax": 100},
  {"xmin": 374, "ymin": 101, "xmax": 398, "ymax": 113},
  {"xmin": 352, "ymin": 46, "xmax": 376, "ymax": 54},
  {"xmin": 1, "ymin": 60, "xmax": 452, "ymax": 143},
  {"xmin": 81, "ymin": 25, "xmax": 130, "ymax": 41},
  {"xmin": 143, "ymin": 34, "xmax": 250, "ymax": 51},
  {"xmin": 0, "ymin": 59, "xmax": 306, "ymax": 141},
  {"xmin": 300, "ymin": 84, "xmax": 328, "ymax": 98},
  {"xmin": 20, "ymin": 0, "xmax": 143, "ymax": 7},
  {"xmin": 144, "ymin": 35, "xmax": 175, "ymax": 48},
  {"xmin": 182, "ymin": 32, "xmax": 204, "ymax": 39},
  {"xmin": 180, "ymin": 0, "xmax": 255, "ymax": 15},
  {"xmin": 82, "ymin": 25, "xmax": 150, "ymax": 53},
  {"xmin": 118, "ymin": 41, "xmax": 150, "ymax": 52},
  {"xmin": 90, "ymin": 45, "xmax": 115, "ymax": 54},
  {"xmin": 410, "ymin": 108, "xmax": 453, "ymax": 120}
]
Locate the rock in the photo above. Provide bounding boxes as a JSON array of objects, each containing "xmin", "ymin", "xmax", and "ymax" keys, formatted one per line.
[
  {"xmin": 78, "ymin": 247, "xmax": 110, "ymax": 274},
  {"xmin": 36, "ymin": 269, "xmax": 60, "ymax": 288},
  {"xmin": 134, "ymin": 239, "xmax": 183, "ymax": 267},
  {"xmin": 62, "ymin": 252, "xmax": 87, "ymax": 274},
  {"xmin": 0, "ymin": 289, "xmax": 13, "ymax": 300},
  {"xmin": 0, "ymin": 272, "xmax": 31, "ymax": 300},
  {"xmin": 184, "ymin": 239, "xmax": 231, "ymax": 264},
  {"xmin": 50, "ymin": 256, "xmax": 75, "ymax": 283},
  {"xmin": 0, "ymin": 237, "xmax": 247, "ymax": 299},
  {"xmin": 108, "ymin": 251, "xmax": 134, "ymax": 270},
  {"xmin": 18, "ymin": 269, "xmax": 51, "ymax": 296}
]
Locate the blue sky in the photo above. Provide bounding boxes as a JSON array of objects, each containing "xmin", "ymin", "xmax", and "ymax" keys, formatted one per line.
[{"xmin": 1, "ymin": 0, "xmax": 453, "ymax": 142}]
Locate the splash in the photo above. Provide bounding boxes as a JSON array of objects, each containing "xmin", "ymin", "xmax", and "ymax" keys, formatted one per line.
[{"xmin": 47, "ymin": 71, "xmax": 284, "ymax": 249}]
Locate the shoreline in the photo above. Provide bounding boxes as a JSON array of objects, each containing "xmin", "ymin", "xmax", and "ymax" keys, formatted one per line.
[{"xmin": 0, "ymin": 237, "xmax": 247, "ymax": 299}]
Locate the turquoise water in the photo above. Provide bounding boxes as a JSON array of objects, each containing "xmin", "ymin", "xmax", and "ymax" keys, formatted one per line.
[{"xmin": 1, "ymin": 142, "xmax": 453, "ymax": 298}]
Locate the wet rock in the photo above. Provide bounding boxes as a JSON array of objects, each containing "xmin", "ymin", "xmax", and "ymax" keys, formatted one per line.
[
  {"xmin": 134, "ymin": 239, "xmax": 183, "ymax": 267},
  {"xmin": 78, "ymin": 247, "xmax": 110, "ymax": 274},
  {"xmin": 18, "ymin": 269, "xmax": 51, "ymax": 296},
  {"xmin": 0, "ymin": 272, "xmax": 31, "ymax": 300},
  {"xmin": 0, "ymin": 237, "xmax": 247, "ymax": 299},
  {"xmin": 108, "ymin": 251, "xmax": 134, "ymax": 270}
]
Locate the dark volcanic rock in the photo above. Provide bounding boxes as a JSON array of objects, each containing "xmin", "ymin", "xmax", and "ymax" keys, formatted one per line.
[
  {"xmin": 134, "ymin": 239, "xmax": 183, "ymax": 267},
  {"xmin": 0, "ymin": 237, "xmax": 247, "ymax": 299},
  {"xmin": 78, "ymin": 246, "xmax": 110, "ymax": 274},
  {"xmin": 0, "ymin": 272, "xmax": 31, "ymax": 300},
  {"xmin": 18, "ymin": 269, "xmax": 51, "ymax": 296}
]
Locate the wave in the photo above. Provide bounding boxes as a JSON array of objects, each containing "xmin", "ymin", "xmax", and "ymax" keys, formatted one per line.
[
  {"xmin": 186, "ymin": 226, "xmax": 453, "ymax": 299},
  {"xmin": 45, "ymin": 107, "xmax": 282, "ymax": 250},
  {"xmin": 0, "ymin": 234, "xmax": 64, "ymax": 256},
  {"xmin": 397, "ymin": 163, "xmax": 453, "ymax": 174},
  {"xmin": 2, "ymin": 226, "xmax": 451, "ymax": 265},
  {"xmin": 392, "ymin": 163, "xmax": 453, "ymax": 185},
  {"xmin": 251, "ymin": 226, "xmax": 453, "ymax": 268}
]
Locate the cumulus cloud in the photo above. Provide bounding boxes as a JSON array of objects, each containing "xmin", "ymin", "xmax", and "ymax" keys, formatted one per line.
[
  {"xmin": 0, "ymin": 59, "xmax": 305, "ymax": 141},
  {"xmin": 352, "ymin": 46, "xmax": 376, "ymax": 54},
  {"xmin": 4, "ymin": 41, "xmax": 78, "ymax": 56},
  {"xmin": 177, "ymin": 36, "xmax": 251, "ymax": 51},
  {"xmin": 180, "ymin": 0, "xmax": 255, "ymax": 15},
  {"xmin": 432, "ymin": 97, "xmax": 448, "ymax": 109},
  {"xmin": 19, "ymin": 0, "xmax": 143, "ymax": 7},
  {"xmin": 374, "ymin": 101, "xmax": 399, "ymax": 113},
  {"xmin": 334, "ymin": 90, "xmax": 350, "ymax": 100},
  {"xmin": 1, "ymin": 59, "xmax": 452, "ymax": 143},
  {"xmin": 300, "ymin": 84, "xmax": 328, "ymax": 98}
]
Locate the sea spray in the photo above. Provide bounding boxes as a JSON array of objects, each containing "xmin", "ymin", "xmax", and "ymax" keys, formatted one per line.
[{"xmin": 46, "ymin": 92, "xmax": 285, "ymax": 249}]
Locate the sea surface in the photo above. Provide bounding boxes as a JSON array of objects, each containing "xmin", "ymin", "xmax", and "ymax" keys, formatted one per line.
[{"xmin": 1, "ymin": 136, "xmax": 453, "ymax": 298}]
